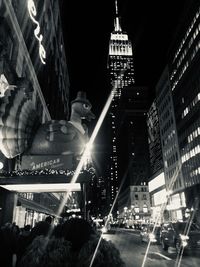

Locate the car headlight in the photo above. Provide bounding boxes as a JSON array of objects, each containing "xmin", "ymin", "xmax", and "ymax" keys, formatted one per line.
[
  {"xmin": 180, "ymin": 234, "xmax": 189, "ymax": 241},
  {"xmin": 149, "ymin": 233, "xmax": 156, "ymax": 241},
  {"xmin": 101, "ymin": 226, "xmax": 107, "ymax": 233},
  {"xmin": 180, "ymin": 234, "xmax": 189, "ymax": 247}
]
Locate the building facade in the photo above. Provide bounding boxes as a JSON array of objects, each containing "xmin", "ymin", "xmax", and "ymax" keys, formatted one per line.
[
  {"xmin": 118, "ymin": 183, "xmax": 151, "ymax": 226},
  {"xmin": 106, "ymin": 0, "xmax": 135, "ymax": 211},
  {"xmin": 146, "ymin": 99, "xmax": 168, "ymax": 223},
  {"xmin": 0, "ymin": 0, "xmax": 70, "ymax": 226},
  {"xmin": 155, "ymin": 66, "xmax": 185, "ymax": 221},
  {"xmin": 118, "ymin": 86, "xmax": 150, "ymax": 189},
  {"xmin": 152, "ymin": 0, "xmax": 200, "ymax": 222},
  {"xmin": 168, "ymin": 0, "xmax": 200, "ymax": 221},
  {"xmin": 146, "ymin": 101, "xmax": 163, "ymax": 176}
]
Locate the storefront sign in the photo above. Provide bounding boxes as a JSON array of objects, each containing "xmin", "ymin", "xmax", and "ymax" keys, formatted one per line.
[
  {"xmin": 21, "ymin": 155, "xmax": 74, "ymax": 170},
  {"xmin": 27, "ymin": 0, "xmax": 46, "ymax": 64}
]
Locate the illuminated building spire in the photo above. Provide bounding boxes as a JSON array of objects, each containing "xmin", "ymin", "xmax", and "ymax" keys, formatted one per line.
[
  {"xmin": 115, "ymin": 0, "xmax": 118, "ymax": 14},
  {"xmin": 108, "ymin": 0, "xmax": 135, "ymax": 87},
  {"xmin": 114, "ymin": 0, "xmax": 121, "ymax": 32}
]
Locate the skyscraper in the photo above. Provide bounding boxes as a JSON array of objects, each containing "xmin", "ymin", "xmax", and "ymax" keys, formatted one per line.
[
  {"xmin": 108, "ymin": 0, "xmax": 135, "ymax": 98},
  {"xmin": 147, "ymin": 101, "xmax": 163, "ymax": 176},
  {"xmin": 106, "ymin": 0, "xmax": 135, "ymax": 208},
  {"xmin": 150, "ymin": 0, "xmax": 200, "ymax": 222},
  {"xmin": 167, "ymin": 0, "xmax": 200, "ymax": 220}
]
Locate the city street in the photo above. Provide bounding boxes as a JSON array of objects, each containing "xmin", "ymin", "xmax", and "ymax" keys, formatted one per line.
[
  {"xmin": 0, "ymin": 1, "xmax": 200, "ymax": 266},
  {"xmin": 102, "ymin": 229, "xmax": 200, "ymax": 267}
]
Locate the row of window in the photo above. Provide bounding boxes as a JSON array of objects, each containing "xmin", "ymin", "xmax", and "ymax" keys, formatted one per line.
[
  {"xmin": 173, "ymin": 7, "xmax": 200, "ymax": 62},
  {"xmin": 165, "ymin": 152, "xmax": 178, "ymax": 168},
  {"xmin": 19, "ymin": 192, "xmax": 33, "ymax": 200},
  {"xmin": 134, "ymin": 187, "xmax": 147, "ymax": 192},
  {"xmin": 181, "ymin": 144, "xmax": 200, "ymax": 163},
  {"xmin": 165, "ymin": 165, "xmax": 177, "ymax": 181},
  {"xmin": 188, "ymin": 126, "xmax": 200, "ymax": 143},
  {"xmin": 134, "ymin": 194, "xmax": 148, "ymax": 200},
  {"xmin": 171, "ymin": 40, "xmax": 200, "ymax": 91},
  {"xmin": 190, "ymin": 166, "xmax": 200, "ymax": 177},
  {"xmin": 182, "ymin": 91, "xmax": 200, "ymax": 118},
  {"xmin": 158, "ymin": 95, "xmax": 171, "ymax": 115},
  {"xmin": 161, "ymin": 117, "xmax": 174, "ymax": 136},
  {"xmin": 162, "ymin": 129, "xmax": 176, "ymax": 147}
]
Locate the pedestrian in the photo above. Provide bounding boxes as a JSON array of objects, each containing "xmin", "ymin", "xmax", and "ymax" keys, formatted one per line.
[
  {"xmin": 0, "ymin": 222, "xmax": 19, "ymax": 267},
  {"xmin": 29, "ymin": 220, "xmax": 52, "ymax": 243},
  {"xmin": 54, "ymin": 217, "xmax": 96, "ymax": 252},
  {"xmin": 76, "ymin": 234, "xmax": 126, "ymax": 267},
  {"xmin": 16, "ymin": 225, "xmax": 32, "ymax": 266},
  {"xmin": 17, "ymin": 218, "xmax": 126, "ymax": 267},
  {"xmin": 18, "ymin": 235, "xmax": 72, "ymax": 267},
  {"xmin": 45, "ymin": 216, "xmax": 53, "ymax": 225},
  {"xmin": 53, "ymin": 217, "xmax": 126, "ymax": 266}
]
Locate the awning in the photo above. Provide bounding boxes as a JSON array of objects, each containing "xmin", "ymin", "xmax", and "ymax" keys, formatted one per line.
[
  {"xmin": 0, "ymin": 175, "xmax": 81, "ymax": 192},
  {"xmin": 17, "ymin": 196, "xmax": 58, "ymax": 215}
]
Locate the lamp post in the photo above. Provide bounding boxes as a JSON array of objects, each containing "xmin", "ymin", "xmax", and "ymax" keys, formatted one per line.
[
  {"xmin": 123, "ymin": 206, "xmax": 128, "ymax": 226},
  {"xmin": 131, "ymin": 205, "xmax": 135, "ymax": 221}
]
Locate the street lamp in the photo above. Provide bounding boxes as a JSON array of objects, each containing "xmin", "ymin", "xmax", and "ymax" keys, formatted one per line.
[
  {"xmin": 83, "ymin": 142, "xmax": 93, "ymax": 168},
  {"xmin": 123, "ymin": 206, "xmax": 128, "ymax": 218}
]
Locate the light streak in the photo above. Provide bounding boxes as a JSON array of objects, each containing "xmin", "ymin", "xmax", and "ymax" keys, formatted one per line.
[
  {"xmin": 52, "ymin": 76, "xmax": 124, "ymax": 266},
  {"xmin": 141, "ymin": 162, "xmax": 182, "ymax": 267},
  {"xmin": 55, "ymin": 72, "xmax": 124, "ymax": 217},
  {"xmin": 175, "ymin": 198, "xmax": 199, "ymax": 267},
  {"xmin": 55, "ymin": 89, "xmax": 114, "ymax": 219},
  {"xmin": 89, "ymin": 156, "xmax": 132, "ymax": 267},
  {"xmin": 141, "ymin": 160, "xmax": 197, "ymax": 267},
  {"xmin": 152, "ymin": 252, "xmax": 171, "ymax": 261},
  {"xmin": 46, "ymin": 69, "xmax": 126, "ymax": 262}
]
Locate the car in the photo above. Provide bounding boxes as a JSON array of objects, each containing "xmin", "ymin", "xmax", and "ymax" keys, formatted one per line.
[
  {"xmin": 140, "ymin": 224, "xmax": 161, "ymax": 244},
  {"xmin": 160, "ymin": 221, "xmax": 200, "ymax": 254}
]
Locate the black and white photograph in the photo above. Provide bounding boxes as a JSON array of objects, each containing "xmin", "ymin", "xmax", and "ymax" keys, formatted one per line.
[{"xmin": 0, "ymin": 0, "xmax": 200, "ymax": 266}]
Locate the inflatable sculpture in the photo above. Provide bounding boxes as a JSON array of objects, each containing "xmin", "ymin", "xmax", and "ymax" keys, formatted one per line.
[
  {"xmin": 0, "ymin": 87, "xmax": 95, "ymax": 162},
  {"xmin": 28, "ymin": 91, "xmax": 95, "ymax": 157}
]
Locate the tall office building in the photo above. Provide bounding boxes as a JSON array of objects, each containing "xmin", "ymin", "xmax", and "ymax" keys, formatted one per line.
[
  {"xmin": 107, "ymin": 0, "xmax": 135, "ymax": 208},
  {"xmin": 116, "ymin": 84, "xmax": 151, "ymax": 223},
  {"xmin": 155, "ymin": 66, "xmax": 185, "ymax": 221},
  {"xmin": 168, "ymin": 0, "xmax": 200, "ymax": 217},
  {"xmin": 146, "ymin": 101, "xmax": 163, "ymax": 176},
  {"xmin": 118, "ymin": 86, "xmax": 150, "ymax": 188},
  {"xmin": 152, "ymin": 0, "xmax": 200, "ymax": 221},
  {"xmin": 107, "ymin": 0, "xmax": 135, "ymax": 98}
]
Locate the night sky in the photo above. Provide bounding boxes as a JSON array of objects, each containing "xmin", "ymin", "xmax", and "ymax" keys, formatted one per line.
[
  {"xmin": 60, "ymin": 0, "xmax": 187, "ymax": 173},
  {"xmin": 61, "ymin": 0, "xmax": 187, "ymax": 116}
]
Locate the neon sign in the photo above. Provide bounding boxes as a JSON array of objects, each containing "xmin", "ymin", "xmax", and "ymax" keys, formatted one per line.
[{"xmin": 27, "ymin": 0, "xmax": 46, "ymax": 64}]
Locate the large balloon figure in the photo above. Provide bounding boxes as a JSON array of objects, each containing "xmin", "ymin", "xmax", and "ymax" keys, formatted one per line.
[
  {"xmin": 0, "ymin": 85, "xmax": 39, "ymax": 158},
  {"xmin": 0, "ymin": 86, "xmax": 95, "ymax": 161},
  {"xmin": 28, "ymin": 91, "xmax": 95, "ymax": 158}
]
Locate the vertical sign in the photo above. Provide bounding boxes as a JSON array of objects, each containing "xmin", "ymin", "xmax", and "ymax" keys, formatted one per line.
[{"xmin": 27, "ymin": 0, "xmax": 46, "ymax": 64}]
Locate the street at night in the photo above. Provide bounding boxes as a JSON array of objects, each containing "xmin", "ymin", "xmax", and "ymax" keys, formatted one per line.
[{"xmin": 102, "ymin": 229, "xmax": 200, "ymax": 267}]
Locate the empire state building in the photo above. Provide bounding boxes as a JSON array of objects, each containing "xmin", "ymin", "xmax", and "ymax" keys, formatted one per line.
[
  {"xmin": 107, "ymin": 0, "xmax": 135, "ymax": 209},
  {"xmin": 108, "ymin": 0, "xmax": 135, "ymax": 98}
]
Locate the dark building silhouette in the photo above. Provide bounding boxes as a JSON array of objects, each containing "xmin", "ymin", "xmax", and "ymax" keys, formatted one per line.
[
  {"xmin": 118, "ymin": 86, "xmax": 150, "ymax": 189},
  {"xmin": 146, "ymin": 101, "xmax": 163, "ymax": 176}
]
